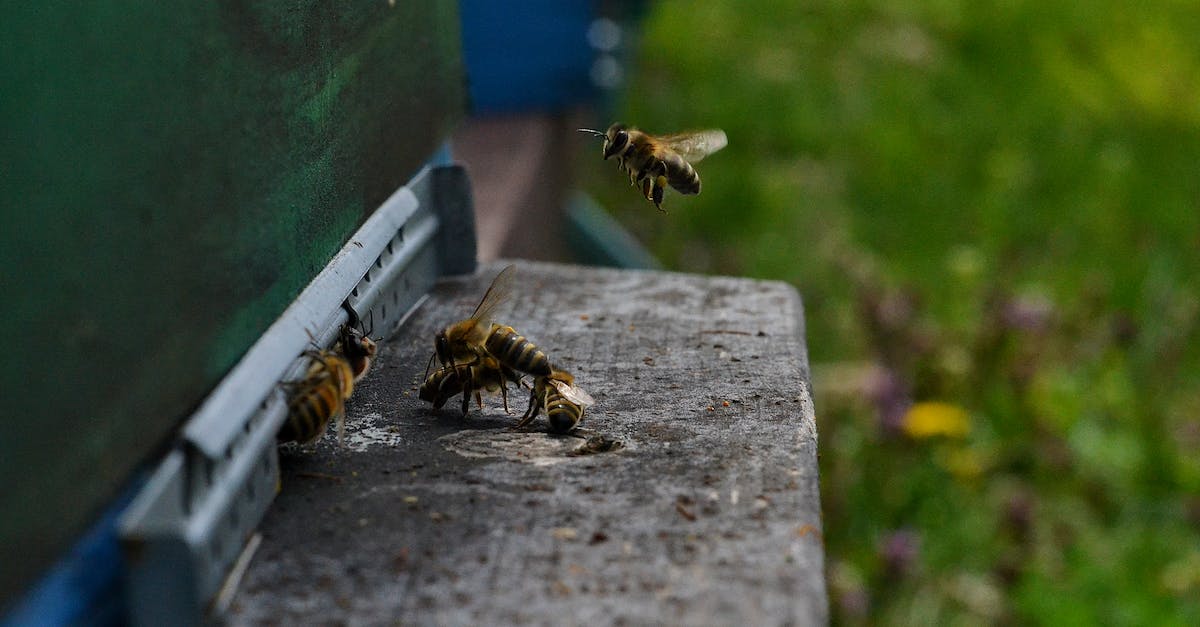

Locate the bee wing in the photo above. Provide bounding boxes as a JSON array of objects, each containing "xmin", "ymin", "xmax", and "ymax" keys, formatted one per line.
[
  {"xmin": 550, "ymin": 379, "xmax": 595, "ymax": 407},
  {"xmin": 469, "ymin": 264, "xmax": 517, "ymax": 324},
  {"xmin": 658, "ymin": 130, "xmax": 727, "ymax": 163}
]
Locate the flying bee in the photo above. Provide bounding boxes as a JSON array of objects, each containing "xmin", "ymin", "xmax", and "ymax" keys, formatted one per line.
[
  {"xmin": 419, "ymin": 355, "xmax": 524, "ymax": 416},
  {"xmin": 516, "ymin": 369, "xmax": 595, "ymax": 434},
  {"xmin": 430, "ymin": 264, "xmax": 552, "ymax": 378},
  {"xmin": 579, "ymin": 123, "xmax": 727, "ymax": 212},
  {"xmin": 278, "ymin": 349, "xmax": 356, "ymax": 446}
]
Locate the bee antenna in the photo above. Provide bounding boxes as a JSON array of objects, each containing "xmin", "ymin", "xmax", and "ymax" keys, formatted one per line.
[
  {"xmin": 423, "ymin": 351, "xmax": 437, "ymax": 380},
  {"xmin": 303, "ymin": 327, "xmax": 322, "ymax": 350},
  {"xmin": 577, "ymin": 128, "xmax": 606, "ymax": 138}
]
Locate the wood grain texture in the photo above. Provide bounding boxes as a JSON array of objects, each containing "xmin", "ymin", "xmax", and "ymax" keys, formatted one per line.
[{"xmin": 230, "ymin": 261, "xmax": 827, "ymax": 625}]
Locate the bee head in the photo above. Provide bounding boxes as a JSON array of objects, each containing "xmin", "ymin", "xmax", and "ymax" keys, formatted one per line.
[
  {"xmin": 417, "ymin": 376, "xmax": 446, "ymax": 407},
  {"xmin": 341, "ymin": 324, "xmax": 378, "ymax": 359},
  {"xmin": 603, "ymin": 123, "xmax": 629, "ymax": 160},
  {"xmin": 359, "ymin": 335, "xmax": 378, "ymax": 358}
]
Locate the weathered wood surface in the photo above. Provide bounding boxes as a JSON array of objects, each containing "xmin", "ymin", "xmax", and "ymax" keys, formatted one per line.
[{"xmin": 229, "ymin": 261, "xmax": 827, "ymax": 625}]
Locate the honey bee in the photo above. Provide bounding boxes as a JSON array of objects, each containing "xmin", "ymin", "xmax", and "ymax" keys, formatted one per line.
[
  {"xmin": 337, "ymin": 317, "xmax": 377, "ymax": 383},
  {"xmin": 418, "ymin": 356, "xmax": 524, "ymax": 416},
  {"xmin": 278, "ymin": 349, "xmax": 356, "ymax": 446},
  {"xmin": 431, "ymin": 264, "xmax": 552, "ymax": 378},
  {"xmin": 579, "ymin": 123, "xmax": 727, "ymax": 211},
  {"xmin": 516, "ymin": 369, "xmax": 595, "ymax": 433}
]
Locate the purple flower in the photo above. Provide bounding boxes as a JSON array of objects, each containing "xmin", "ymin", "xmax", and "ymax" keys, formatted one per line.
[
  {"xmin": 880, "ymin": 528, "xmax": 921, "ymax": 579},
  {"xmin": 869, "ymin": 366, "xmax": 913, "ymax": 435},
  {"xmin": 999, "ymin": 294, "xmax": 1054, "ymax": 333}
]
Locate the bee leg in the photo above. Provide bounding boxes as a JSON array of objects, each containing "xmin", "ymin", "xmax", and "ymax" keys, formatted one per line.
[
  {"xmin": 500, "ymin": 384, "xmax": 511, "ymax": 414},
  {"xmin": 643, "ymin": 175, "xmax": 662, "ymax": 205},
  {"xmin": 475, "ymin": 391, "xmax": 484, "ymax": 409},
  {"xmin": 334, "ymin": 405, "xmax": 346, "ymax": 448},
  {"xmin": 460, "ymin": 377, "xmax": 474, "ymax": 417},
  {"xmin": 514, "ymin": 389, "xmax": 539, "ymax": 429},
  {"xmin": 652, "ymin": 179, "xmax": 667, "ymax": 212}
]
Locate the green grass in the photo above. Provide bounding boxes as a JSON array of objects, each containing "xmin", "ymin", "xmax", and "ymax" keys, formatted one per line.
[{"xmin": 582, "ymin": 0, "xmax": 1200, "ymax": 623}]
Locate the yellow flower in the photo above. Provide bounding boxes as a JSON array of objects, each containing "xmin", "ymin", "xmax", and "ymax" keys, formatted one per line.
[{"xmin": 902, "ymin": 401, "xmax": 971, "ymax": 439}]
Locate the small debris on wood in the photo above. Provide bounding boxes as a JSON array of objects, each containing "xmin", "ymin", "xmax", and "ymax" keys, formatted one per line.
[
  {"xmin": 569, "ymin": 435, "xmax": 624, "ymax": 456},
  {"xmin": 794, "ymin": 524, "xmax": 822, "ymax": 540},
  {"xmin": 699, "ymin": 329, "xmax": 753, "ymax": 336},
  {"xmin": 551, "ymin": 527, "xmax": 578, "ymax": 541},
  {"xmin": 590, "ymin": 531, "xmax": 609, "ymax": 544},
  {"xmin": 676, "ymin": 495, "xmax": 698, "ymax": 521},
  {"xmin": 391, "ymin": 548, "xmax": 409, "ymax": 573}
]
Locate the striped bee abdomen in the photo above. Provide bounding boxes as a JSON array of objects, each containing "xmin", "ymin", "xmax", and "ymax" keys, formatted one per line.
[
  {"xmin": 279, "ymin": 351, "xmax": 354, "ymax": 445},
  {"xmin": 545, "ymin": 389, "xmax": 584, "ymax": 433},
  {"xmin": 280, "ymin": 373, "xmax": 345, "ymax": 444},
  {"xmin": 419, "ymin": 357, "xmax": 522, "ymax": 415},
  {"xmin": 662, "ymin": 153, "xmax": 700, "ymax": 194},
  {"xmin": 484, "ymin": 325, "xmax": 552, "ymax": 376},
  {"xmin": 418, "ymin": 364, "xmax": 467, "ymax": 409}
]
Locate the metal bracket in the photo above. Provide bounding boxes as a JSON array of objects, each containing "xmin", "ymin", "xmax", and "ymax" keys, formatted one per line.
[{"xmin": 117, "ymin": 164, "xmax": 476, "ymax": 625}]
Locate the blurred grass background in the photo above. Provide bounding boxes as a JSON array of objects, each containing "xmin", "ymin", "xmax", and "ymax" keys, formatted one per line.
[{"xmin": 581, "ymin": 0, "xmax": 1200, "ymax": 623}]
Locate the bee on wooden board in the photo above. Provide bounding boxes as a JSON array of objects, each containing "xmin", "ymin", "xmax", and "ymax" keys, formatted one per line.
[
  {"xmin": 278, "ymin": 349, "xmax": 356, "ymax": 446},
  {"xmin": 579, "ymin": 123, "xmax": 727, "ymax": 212},
  {"xmin": 338, "ymin": 311, "xmax": 378, "ymax": 383},
  {"xmin": 516, "ymin": 369, "xmax": 595, "ymax": 434},
  {"xmin": 418, "ymin": 355, "xmax": 524, "ymax": 416},
  {"xmin": 429, "ymin": 264, "xmax": 552, "ymax": 379}
]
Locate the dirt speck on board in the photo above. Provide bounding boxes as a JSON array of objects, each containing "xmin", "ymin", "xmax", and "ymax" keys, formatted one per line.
[
  {"xmin": 675, "ymin": 497, "xmax": 698, "ymax": 522},
  {"xmin": 551, "ymin": 527, "xmax": 578, "ymax": 541}
]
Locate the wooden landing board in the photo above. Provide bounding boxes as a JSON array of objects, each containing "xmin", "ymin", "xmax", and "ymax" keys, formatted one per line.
[{"xmin": 229, "ymin": 261, "xmax": 827, "ymax": 625}]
